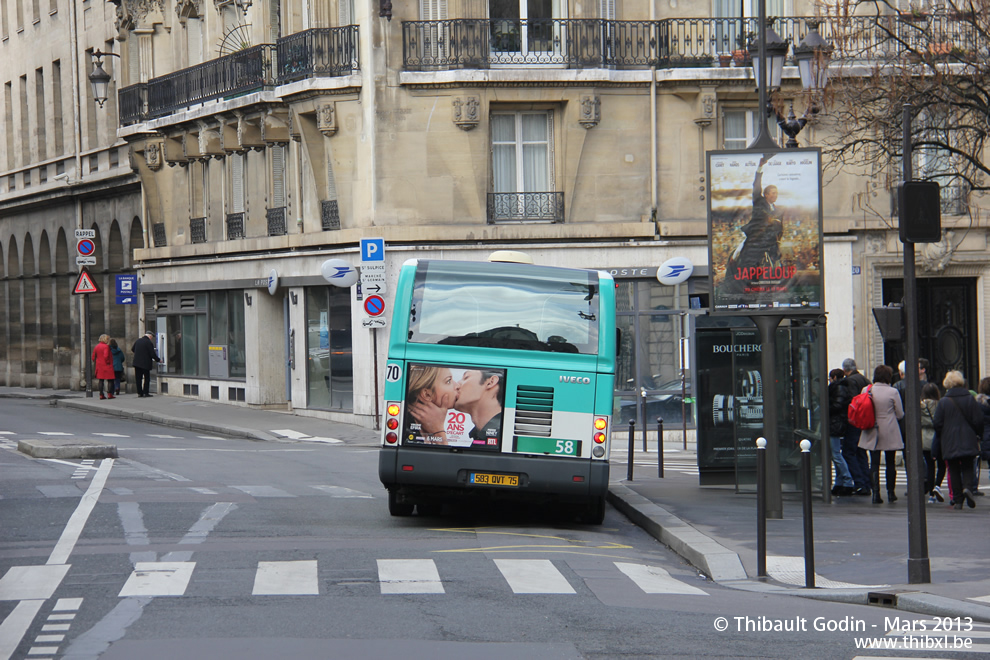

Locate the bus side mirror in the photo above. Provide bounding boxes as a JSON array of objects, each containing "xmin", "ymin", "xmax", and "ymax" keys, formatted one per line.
[{"xmin": 615, "ymin": 327, "xmax": 622, "ymax": 357}]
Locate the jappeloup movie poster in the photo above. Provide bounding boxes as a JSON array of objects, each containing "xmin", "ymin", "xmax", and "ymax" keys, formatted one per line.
[{"xmin": 708, "ymin": 150, "xmax": 824, "ymax": 313}]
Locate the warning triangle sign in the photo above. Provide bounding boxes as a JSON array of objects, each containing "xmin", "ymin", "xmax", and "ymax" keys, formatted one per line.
[{"xmin": 73, "ymin": 268, "xmax": 100, "ymax": 295}]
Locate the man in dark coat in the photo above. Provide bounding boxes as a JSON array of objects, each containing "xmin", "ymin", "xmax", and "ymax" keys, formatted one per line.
[
  {"xmin": 841, "ymin": 358, "xmax": 873, "ymax": 495},
  {"xmin": 131, "ymin": 331, "xmax": 161, "ymax": 397}
]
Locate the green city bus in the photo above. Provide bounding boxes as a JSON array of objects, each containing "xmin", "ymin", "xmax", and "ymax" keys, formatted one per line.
[{"xmin": 378, "ymin": 254, "xmax": 616, "ymax": 524}]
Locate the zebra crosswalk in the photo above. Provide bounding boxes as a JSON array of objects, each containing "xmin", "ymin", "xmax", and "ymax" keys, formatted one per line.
[{"xmin": 96, "ymin": 557, "xmax": 709, "ymax": 599}]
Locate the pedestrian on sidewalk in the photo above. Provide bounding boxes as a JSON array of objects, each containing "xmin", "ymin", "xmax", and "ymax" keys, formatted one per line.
[
  {"xmin": 828, "ymin": 368, "xmax": 855, "ymax": 496},
  {"xmin": 920, "ymin": 382, "xmax": 942, "ymax": 502},
  {"xmin": 109, "ymin": 338, "xmax": 125, "ymax": 396},
  {"xmin": 840, "ymin": 358, "xmax": 872, "ymax": 496},
  {"xmin": 933, "ymin": 370, "xmax": 984, "ymax": 510},
  {"xmin": 858, "ymin": 364, "xmax": 903, "ymax": 504},
  {"xmin": 972, "ymin": 377, "xmax": 990, "ymax": 497},
  {"xmin": 132, "ymin": 331, "xmax": 161, "ymax": 398},
  {"xmin": 92, "ymin": 334, "xmax": 115, "ymax": 400}
]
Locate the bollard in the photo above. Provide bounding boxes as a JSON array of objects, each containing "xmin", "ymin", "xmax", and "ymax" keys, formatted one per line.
[
  {"xmin": 627, "ymin": 419, "xmax": 635, "ymax": 481},
  {"xmin": 756, "ymin": 437, "xmax": 767, "ymax": 578},
  {"xmin": 657, "ymin": 418, "xmax": 664, "ymax": 478},
  {"xmin": 800, "ymin": 439, "xmax": 816, "ymax": 588}
]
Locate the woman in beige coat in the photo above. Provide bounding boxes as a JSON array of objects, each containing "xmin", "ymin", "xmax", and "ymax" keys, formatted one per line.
[{"xmin": 858, "ymin": 364, "xmax": 904, "ymax": 503}]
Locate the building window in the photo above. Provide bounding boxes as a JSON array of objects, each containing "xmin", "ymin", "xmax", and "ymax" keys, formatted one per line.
[
  {"xmin": 489, "ymin": 110, "xmax": 562, "ymax": 222},
  {"xmin": 490, "ymin": 0, "xmax": 562, "ymax": 60},
  {"xmin": 149, "ymin": 292, "xmax": 245, "ymax": 379},
  {"xmin": 722, "ymin": 108, "xmax": 779, "ymax": 150},
  {"xmin": 306, "ymin": 286, "xmax": 353, "ymax": 411}
]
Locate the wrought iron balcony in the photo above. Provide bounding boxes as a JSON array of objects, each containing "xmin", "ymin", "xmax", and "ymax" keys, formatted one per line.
[
  {"xmin": 152, "ymin": 223, "xmax": 168, "ymax": 247},
  {"xmin": 402, "ymin": 15, "xmax": 986, "ymax": 70},
  {"xmin": 487, "ymin": 192, "xmax": 564, "ymax": 223},
  {"xmin": 321, "ymin": 200, "xmax": 341, "ymax": 230},
  {"xmin": 266, "ymin": 207, "xmax": 288, "ymax": 236},
  {"xmin": 119, "ymin": 83, "xmax": 147, "ymax": 126},
  {"xmin": 122, "ymin": 28, "xmax": 360, "ymax": 124},
  {"xmin": 226, "ymin": 212, "xmax": 246, "ymax": 240},
  {"xmin": 278, "ymin": 26, "xmax": 360, "ymax": 84},
  {"xmin": 147, "ymin": 45, "xmax": 277, "ymax": 119},
  {"xmin": 190, "ymin": 217, "xmax": 207, "ymax": 244}
]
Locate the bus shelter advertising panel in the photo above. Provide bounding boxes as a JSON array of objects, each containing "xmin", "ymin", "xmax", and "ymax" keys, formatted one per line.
[
  {"xmin": 402, "ymin": 363, "xmax": 506, "ymax": 451},
  {"xmin": 707, "ymin": 149, "xmax": 824, "ymax": 314}
]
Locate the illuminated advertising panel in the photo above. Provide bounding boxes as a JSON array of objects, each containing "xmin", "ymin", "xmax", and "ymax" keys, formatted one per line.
[{"xmin": 707, "ymin": 149, "xmax": 824, "ymax": 314}]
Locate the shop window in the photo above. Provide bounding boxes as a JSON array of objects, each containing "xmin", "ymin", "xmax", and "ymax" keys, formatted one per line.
[
  {"xmin": 147, "ymin": 291, "xmax": 244, "ymax": 379},
  {"xmin": 306, "ymin": 286, "xmax": 353, "ymax": 411}
]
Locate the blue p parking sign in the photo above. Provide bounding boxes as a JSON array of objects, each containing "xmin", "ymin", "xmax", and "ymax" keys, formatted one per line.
[{"xmin": 361, "ymin": 238, "xmax": 385, "ymax": 262}]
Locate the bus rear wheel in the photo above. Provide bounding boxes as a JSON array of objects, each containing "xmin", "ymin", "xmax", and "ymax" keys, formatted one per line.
[
  {"xmin": 388, "ymin": 490, "xmax": 414, "ymax": 516},
  {"xmin": 582, "ymin": 496, "xmax": 606, "ymax": 525}
]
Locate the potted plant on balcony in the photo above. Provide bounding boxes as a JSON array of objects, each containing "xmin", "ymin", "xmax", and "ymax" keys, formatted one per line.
[{"xmin": 732, "ymin": 33, "xmax": 752, "ymax": 67}]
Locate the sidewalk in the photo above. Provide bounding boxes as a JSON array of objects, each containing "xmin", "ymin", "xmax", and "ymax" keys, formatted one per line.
[{"xmin": 3, "ymin": 386, "xmax": 990, "ymax": 622}]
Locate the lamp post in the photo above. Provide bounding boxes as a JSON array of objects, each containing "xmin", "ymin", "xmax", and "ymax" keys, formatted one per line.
[
  {"xmin": 779, "ymin": 21, "xmax": 834, "ymax": 148},
  {"xmin": 88, "ymin": 49, "xmax": 120, "ymax": 108}
]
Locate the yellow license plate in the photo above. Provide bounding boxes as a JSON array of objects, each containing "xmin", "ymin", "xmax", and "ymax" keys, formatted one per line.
[{"xmin": 470, "ymin": 472, "xmax": 519, "ymax": 487}]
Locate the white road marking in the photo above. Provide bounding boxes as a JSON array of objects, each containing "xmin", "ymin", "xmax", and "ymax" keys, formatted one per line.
[
  {"xmin": 118, "ymin": 562, "xmax": 195, "ymax": 597},
  {"xmin": 377, "ymin": 559, "xmax": 445, "ymax": 594},
  {"xmin": 231, "ymin": 485, "xmax": 294, "ymax": 498},
  {"xmin": 93, "ymin": 433, "xmax": 129, "ymax": 438},
  {"xmin": 41, "ymin": 624, "xmax": 70, "ymax": 631},
  {"xmin": 494, "ymin": 559, "xmax": 575, "ymax": 594},
  {"xmin": 189, "ymin": 487, "xmax": 218, "ymax": 495},
  {"xmin": 34, "ymin": 635, "xmax": 64, "ymax": 643},
  {"xmin": 614, "ymin": 562, "xmax": 707, "ymax": 595},
  {"xmin": 196, "ymin": 436, "xmax": 224, "ymax": 440},
  {"xmin": 0, "ymin": 431, "xmax": 14, "ymax": 435},
  {"xmin": 766, "ymin": 556, "xmax": 888, "ymax": 589},
  {"xmin": 270, "ymin": 429, "xmax": 308, "ymax": 439},
  {"xmin": 0, "ymin": 600, "xmax": 45, "ymax": 660},
  {"xmin": 37, "ymin": 432, "xmax": 71, "ymax": 436},
  {"xmin": 146, "ymin": 434, "xmax": 180, "ymax": 439},
  {"xmin": 312, "ymin": 485, "xmax": 373, "ymax": 498},
  {"xmin": 52, "ymin": 598, "xmax": 82, "ymax": 611},
  {"xmin": 26, "ymin": 645, "xmax": 57, "ymax": 655},
  {"xmin": 49, "ymin": 459, "xmax": 114, "ymax": 565},
  {"xmin": 252, "ymin": 561, "xmax": 319, "ymax": 596},
  {"xmin": 971, "ymin": 594, "xmax": 990, "ymax": 603},
  {"xmin": 41, "ymin": 459, "xmax": 96, "ymax": 470},
  {"xmin": 301, "ymin": 437, "xmax": 343, "ymax": 444},
  {"xmin": 0, "ymin": 566, "xmax": 71, "ymax": 601}
]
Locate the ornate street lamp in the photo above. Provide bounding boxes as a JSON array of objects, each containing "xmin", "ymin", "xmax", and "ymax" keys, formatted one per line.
[
  {"xmin": 89, "ymin": 49, "xmax": 120, "ymax": 108},
  {"xmin": 748, "ymin": 20, "xmax": 789, "ymax": 96},
  {"xmin": 777, "ymin": 20, "xmax": 834, "ymax": 148}
]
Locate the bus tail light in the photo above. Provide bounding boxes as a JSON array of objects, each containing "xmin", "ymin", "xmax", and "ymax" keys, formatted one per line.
[
  {"xmin": 593, "ymin": 417, "xmax": 609, "ymax": 443},
  {"xmin": 384, "ymin": 402, "xmax": 402, "ymax": 445}
]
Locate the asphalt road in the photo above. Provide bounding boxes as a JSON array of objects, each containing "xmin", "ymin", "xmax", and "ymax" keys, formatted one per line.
[{"xmin": 1, "ymin": 399, "xmax": 986, "ymax": 659}]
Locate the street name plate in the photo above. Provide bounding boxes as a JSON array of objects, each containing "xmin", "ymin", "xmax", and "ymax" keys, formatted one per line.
[{"xmin": 76, "ymin": 256, "xmax": 97, "ymax": 266}]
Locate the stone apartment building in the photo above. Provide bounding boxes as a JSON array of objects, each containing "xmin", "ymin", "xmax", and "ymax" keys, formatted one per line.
[{"xmin": 1, "ymin": 0, "xmax": 987, "ymax": 432}]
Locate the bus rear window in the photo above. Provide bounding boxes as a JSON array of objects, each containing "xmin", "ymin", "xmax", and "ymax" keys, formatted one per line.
[{"xmin": 408, "ymin": 261, "xmax": 600, "ymax": 355}]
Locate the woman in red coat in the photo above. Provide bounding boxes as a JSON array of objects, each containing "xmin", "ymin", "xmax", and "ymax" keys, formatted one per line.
[{"xmin": 92, "ymin": 334, "xmax": 115, "ymax": 400}]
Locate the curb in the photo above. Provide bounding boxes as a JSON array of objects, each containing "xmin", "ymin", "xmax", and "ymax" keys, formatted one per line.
[
  {"xmin": 607, "ymin": 482, "xmax": 748, "ymax": 582},
  {"xmin": 18, "ymin": 439, "xmax": 118, "ymax": 460},
  {"xmin": 55, "ymin": 399, "xmax": 279, "ymax": 443}
]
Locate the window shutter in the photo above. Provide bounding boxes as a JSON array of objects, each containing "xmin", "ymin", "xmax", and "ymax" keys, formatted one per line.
[
  {"xmin": 338, "ymin": 0, "xmax": 353, "ymax": 25},
  {"xmin": 272, "ymin": 146, "xmax": 286, "ymax": 207},
  {"xmin": 420, "ymin": 0, "xmax": 447, "ymax": 21},
  {"xmin": 231, "ymin": 154, "xmax": 245, "ymax": 213},
  {"xmin": 600, "ymin": 0, "xmax": 614, "ymax": 19}
]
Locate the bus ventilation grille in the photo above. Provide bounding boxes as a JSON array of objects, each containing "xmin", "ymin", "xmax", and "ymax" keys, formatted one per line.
[{"xmin": 513, "ymin": 385, "xmax": 554, "ymax": 437}]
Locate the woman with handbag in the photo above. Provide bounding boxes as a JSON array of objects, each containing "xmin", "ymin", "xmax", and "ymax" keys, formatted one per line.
[
  {"xmin": 857, "ymin": 365, "xmax": 904, "ymax": 504},
  {"xmin": 933, "ymin": 370, "xmax": 985, "ymax": 510}
]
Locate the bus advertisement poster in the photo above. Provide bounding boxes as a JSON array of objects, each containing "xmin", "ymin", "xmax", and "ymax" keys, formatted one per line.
[
  {"xmin": 706, "ymin": 148, "xmax": 824, "ymax": 315},
  {"xmin": 403, "ymin": 363, "xmax": 506, "ymax": 450}
]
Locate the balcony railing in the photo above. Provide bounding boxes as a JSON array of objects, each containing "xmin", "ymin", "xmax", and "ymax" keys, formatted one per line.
[
  {"xmin": 190, "ymin": 217, "xmax": 207, "ymax": 243},
  {"xmin": 266, "ymin": 207, "xmax": 287, "ymax": 236},
  {"xmin": 122, "ymin": 28, "xmax": 360, "ymax": 124},
  {"xmin": 152, "ymin": 223, "xmax": 168, "ymax": 247},
  {"xmin": 321, "ymin": 200, "xmax": 341, "ymax": 230},
  {"xmin": 148, "ymin": 44, "xmax": 277, "ymax": 119},
  {"xmin": 403, "ymin": 15, "xmax": 986, "ymax": 70},
  {"xmin": 119, "ymin": 83, "xmax": 147, "ymax": 126},
  {"xmin": 278, "ymin": 26, "xmax": 360, "ymax": 83},
  {"xmin": 487, "ymin": 192, "xmax": 564, "ymax": 223},
  {"xmin": 226, "ymin": 212, "xmax": 245, "ymax": 240}
]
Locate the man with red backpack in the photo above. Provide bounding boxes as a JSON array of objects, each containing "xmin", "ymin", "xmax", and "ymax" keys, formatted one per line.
[{"xmin": 841, "ymin": 358, "xmax": 872, "ymax": 496}]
